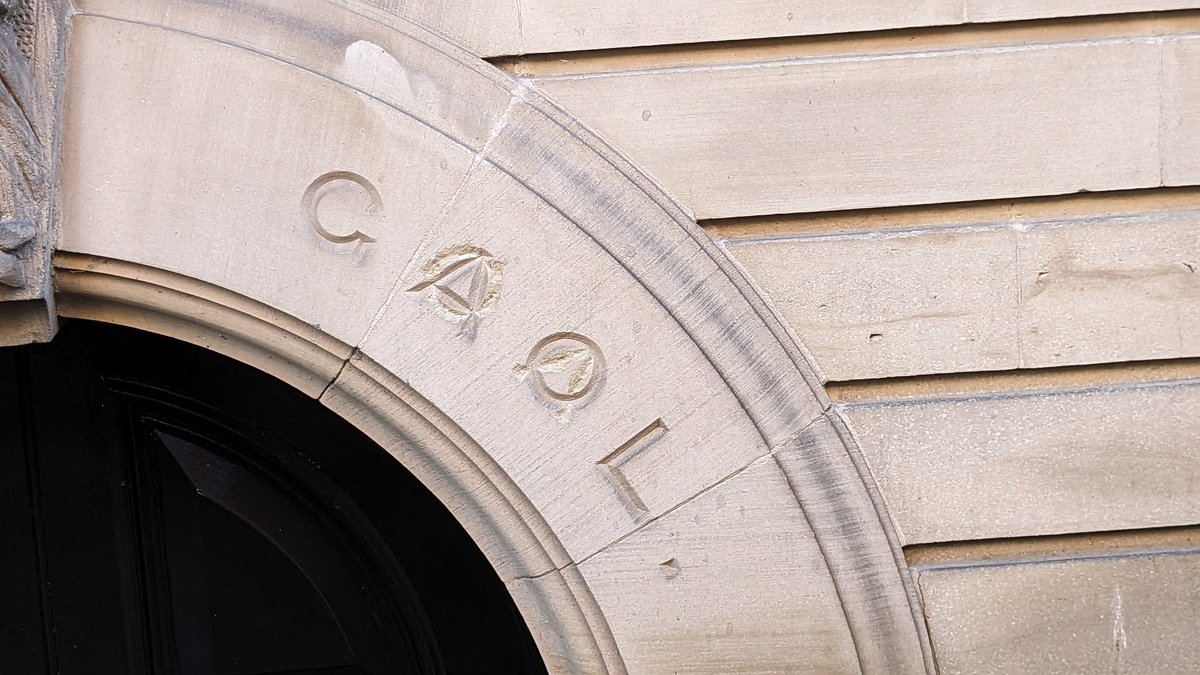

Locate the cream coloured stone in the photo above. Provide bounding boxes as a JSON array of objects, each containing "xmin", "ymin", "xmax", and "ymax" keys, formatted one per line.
[
  {"xmin": 725, "ymin": 227, "xmax": 1020, "ymax": 381},
  {"xmin": 964, "ymin": 0, "xmax": 1200, "ymax": 22},
  {"xmin": 481, "ymin": 94, "xmax": 830, "ymax": 444},
  {"xmin": 400, "ymin": 0, "xmax": 1200, "ymax": 57},
  {"xmin": 505, "ymin": 565, "xmax": 623, "ymax": 674},
  {"xmin": 354, "ymin": 160, "xmax": 771, "ymax": 562},
  {"xmin": 579, "ymin": 456, "xmax": 860, "ymax": 675},
  {"xmin": 1019, "ymin": 211, "xmax": 1200, "ymax": 367},
  {"xmin": 60, "ymin": 15, "xmax": 476, "ymax": 349},
  {"xmin": 518, "ymin": 0, "xmax": 961, "ymax": 54},
  {"xmin": 1165, "ymin": 36, "xmax": 1200, "ymax": 186},
  {"xmin": 529, "ymin": 39, "xmax": 1162, "ymax": 219},
  {"xmin": 73, "ymin": 0, "xmax": 517, "ymax": 150},
  {"xmin": 842, "ymin": 379, "xmax": 1200, "ymax": 545},
  {"xmin": 917, "ymin": 550, "xmax": 1200, "ymax": 674},
  {"xmin": 356, "ymin": 0, "xmax": 520, "ymax": 59},
  {"xmin": 725, "ymin": 210, "xmax": 1200, "ymax": 380}
]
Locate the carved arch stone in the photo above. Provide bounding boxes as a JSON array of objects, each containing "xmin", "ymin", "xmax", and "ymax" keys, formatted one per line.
[{"xmin": 27, "ymin": 0, "xmax": 933, "ymax": 671}]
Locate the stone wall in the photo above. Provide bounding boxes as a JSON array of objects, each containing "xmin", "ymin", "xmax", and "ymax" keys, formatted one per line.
[
  {"xmin": 4, "ymin": 1, "xmax": 1195, "ymax": 671},
  {"xmin": 445, "ymin": 3, "xmax": 1200, "ymax": 672}
]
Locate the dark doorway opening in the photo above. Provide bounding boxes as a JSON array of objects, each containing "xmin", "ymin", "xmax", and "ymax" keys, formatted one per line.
[{"xmin": 0, "ymin": 320, "xmax": 546, "ymax": 674}]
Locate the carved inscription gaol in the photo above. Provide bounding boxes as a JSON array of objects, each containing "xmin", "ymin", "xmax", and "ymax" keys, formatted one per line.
[
  {"xmin": 407, "ymin": 244, "xmax": 504, "ymax": 339},
  {"xmin": 302, "ymin": 171, "xmax": 380, "ymax": 247},
  {"xmin": 598, "ymin": 418, "xmax": 667, "ymax": 514},
  {"xmin": 522, "ymin": 333, "xmax": 605, "ymax": 404}
]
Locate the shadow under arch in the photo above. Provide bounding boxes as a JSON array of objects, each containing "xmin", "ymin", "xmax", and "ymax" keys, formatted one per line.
[{"xmin": 54, "ymin": 254, "xmax": 622, "ymax": 672}]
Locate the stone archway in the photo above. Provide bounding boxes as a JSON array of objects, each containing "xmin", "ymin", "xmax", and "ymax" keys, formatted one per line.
[{"xmin": 5, "ymin": 0, "xmax": 931, "ymax": 672}]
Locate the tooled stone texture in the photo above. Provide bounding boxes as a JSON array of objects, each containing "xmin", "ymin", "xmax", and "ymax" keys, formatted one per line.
[
  {"xmin": 0, "ymin": 218, "xmax": 34, "ymax": 286},
  {"xmin": 0, "ymin": 4, "xmax": 45, "ymax": 292}
]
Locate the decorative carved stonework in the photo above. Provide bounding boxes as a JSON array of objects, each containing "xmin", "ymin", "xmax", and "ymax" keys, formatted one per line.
[
  {"xmin": 0, "ymin": 218, "xmax": 35, "ymax": 287},
  {"xmin": 0, "ymin": 0, "xmax": 34, "ymax": 59},
  {"xmin": 1, "ymin": 0, "xmax": 45, "ymax": 284},
  {"xmin": 0, "ymin": 0, "xmax": 59, "ymax": 344}
]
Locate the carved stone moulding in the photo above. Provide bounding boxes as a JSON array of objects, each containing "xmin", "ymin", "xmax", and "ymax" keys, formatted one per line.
[{"xmin": 20, "ymin": 0, "xmax": 934, "ymax": 672}]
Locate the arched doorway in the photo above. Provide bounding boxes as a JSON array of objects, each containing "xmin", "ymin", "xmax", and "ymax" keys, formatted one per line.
[
  {"xmin": 0, "ymin": 320, "xmax": 545, "ymax": 674},
  {"xmin": 1, "ymin": 0, "xmax": 936, "ymax": 671}
]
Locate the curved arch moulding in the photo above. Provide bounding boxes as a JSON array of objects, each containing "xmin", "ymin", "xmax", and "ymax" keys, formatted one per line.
[{"xmin": 48, "ymin": 0, "xmax": 932, "ymax": 672}]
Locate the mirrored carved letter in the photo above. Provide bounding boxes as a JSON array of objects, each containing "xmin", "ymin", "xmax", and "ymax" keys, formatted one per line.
[{"xmin": 302, "ymin": 171, "xmax": 381, "ymax": 247}]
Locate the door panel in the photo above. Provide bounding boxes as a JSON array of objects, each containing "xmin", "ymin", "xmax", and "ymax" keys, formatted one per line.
[
  {"xmin": 149, "ymin": 431, "xmax": 367, "ymax": 674},
  {"xmin": 0, "ymin": 350, "xmax": 49, "ymax": 675},
  {"xmin": 0, "ymin": 321, "xmax": 545, "ymax": 674},
  {"xmin": 24, "ymin": 335, "xmax": 147, "ymax": 675}
]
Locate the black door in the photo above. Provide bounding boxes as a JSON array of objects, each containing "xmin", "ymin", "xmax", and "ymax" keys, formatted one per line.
[{"xmin": 0, "ymin": 321, "xmax": 545, "ymax": 674}]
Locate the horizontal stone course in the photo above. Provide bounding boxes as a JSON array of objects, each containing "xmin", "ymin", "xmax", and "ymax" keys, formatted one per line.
[
  {"xmin": 842, "ymin": 378, "xmax": 1200, "ymax": 545},
  {"xmin": 397, "ymin": 0, "xmax": 1200, "ymax": 57},
  {"xmin": 726, "ymin": 210, "xmax": 1200, "ymax": 380},
  {"xmin": 1165, "ymin": 36, "xmax": 1200, "ymax": 185},
  {"xmin": 917, "ymin": 548, "xmax": 1200, "ymax": 674},
  {"xmin": 529, "ymin": 37, "xmax": 1179, "ymax": 219}
]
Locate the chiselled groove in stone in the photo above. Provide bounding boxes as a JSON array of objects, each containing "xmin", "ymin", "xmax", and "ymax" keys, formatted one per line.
[
  {"xmin": 302, "ymin": 171, "xmax": 380, "ymax": 246},
  {"xmin": 702, "ymin": 186, "xmax": 1200, "ymax": 241},
  {"xmin": 597, "ymin": 418, "xmax": 666, "ymax": 514},
  {"xmin": 906, "ymin": 523, "xmax": 1200, "ymax": 571},
  {"xmin": 522, "ymin": 332, "xmax": 605, "ymax": 405},
  {"xmin": 492, "ymin": 8, "xmax": 1200, "ymax": 75},
  {"xmin": 407, "ymin": 244, "xmax": 505, "ymax": 340},
  {"xmin": 829, "ymin": 356, "xmax": 1200, "ymax": 404}
]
